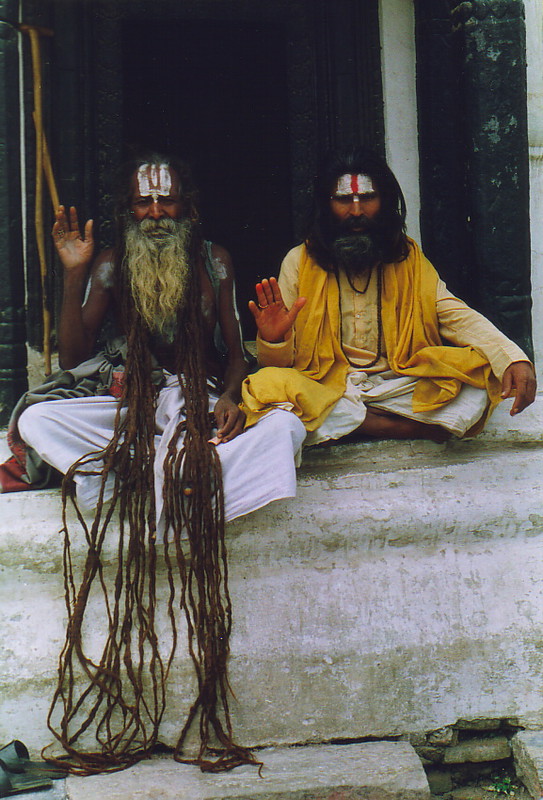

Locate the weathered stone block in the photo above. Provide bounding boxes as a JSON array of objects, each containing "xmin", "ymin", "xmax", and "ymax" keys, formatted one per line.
[
  {"xmin": 512, "ymin": 730, "xmax": 543, "ymax": 798},
  {"xmin": 65, "ymin": 742, "xmax": 431, "ymax": 800},
  {"xmin": 454, "ymin": 718, "xmax": 503, "ymax": 731},
  {"xmin": 416, "ymin": 747, "xmax": 444, "ymax": 764},
  {"xmin": 408, "ymin": 733, "xmax": 427, "ymax": 748},
  {"xmin": 427, "ymin": 728, "xmax": 456, "ymax": 747},
  {"xmin": 443, "ymin": 737, "xmax": 511, "ymax": 764}
]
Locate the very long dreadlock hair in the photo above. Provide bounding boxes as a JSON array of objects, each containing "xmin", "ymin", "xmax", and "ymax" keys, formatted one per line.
[{"xmin": 45, "ymin": 158, "xmax": 259, "ymax": 775}]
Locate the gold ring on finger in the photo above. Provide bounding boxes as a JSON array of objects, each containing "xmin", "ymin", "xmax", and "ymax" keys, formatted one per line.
[{"xmin": 258, "ymin": 303, "xmax": 269, "ymax": 310}]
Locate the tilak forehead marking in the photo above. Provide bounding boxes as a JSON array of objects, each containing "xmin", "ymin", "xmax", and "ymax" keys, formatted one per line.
[
  {"xmin": 136, "ymin": 163, "xmax": 173, "ymax": 202},
  {"xmin": 335, "ymin": 173, "xmax": 374, "ymax": 196}
]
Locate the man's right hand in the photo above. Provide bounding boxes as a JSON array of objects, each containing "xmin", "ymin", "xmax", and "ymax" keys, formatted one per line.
[
  {"xmin": 53, "ymin": 205, "xmax": 94, "ymax": 270},
  {"xmin": 248, "ymin": 277, "xmax": 306, "ymax": 343}
]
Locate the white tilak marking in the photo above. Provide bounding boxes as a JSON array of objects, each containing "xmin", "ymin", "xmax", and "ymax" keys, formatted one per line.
[
  {"xmin": 136, "ymin": 163, "xmax": 172, "ymax": 202},
  {"xmin": 336, "ymin": 173, "xmax": 374, "ymax": 196}
]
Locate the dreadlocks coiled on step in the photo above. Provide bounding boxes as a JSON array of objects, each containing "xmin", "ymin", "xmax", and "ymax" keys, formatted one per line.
[{"xmin": 44, "ymin": 157, "xmax": 259, "ymax": 776}]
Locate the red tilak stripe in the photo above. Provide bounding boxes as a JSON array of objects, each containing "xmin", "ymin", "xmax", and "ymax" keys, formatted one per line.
[{"xmin": 351, "ymin": 174, "xmax": 359, "ymax": 194}]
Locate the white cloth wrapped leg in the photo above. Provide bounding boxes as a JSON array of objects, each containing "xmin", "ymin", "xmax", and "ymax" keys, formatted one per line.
[
  {"xmin": 153, "ymin": 376, "xmax": 306, "ymax": 526},
  {"xmin": 18, "ymin": 395, "xmax": 123, "ymax": 507},
  {"xmin": 18, "ymin": 378, "xmax": 306, "ymax": 523}
]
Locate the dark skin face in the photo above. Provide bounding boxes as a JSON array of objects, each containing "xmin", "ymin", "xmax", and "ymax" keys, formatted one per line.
[
  {"xmin": 130, "ymin": 165, "xmax": 185, "ymax": 221},
  {"xmin": 329, "ymin": 175, "xmax": 381, "ymax": 231}
]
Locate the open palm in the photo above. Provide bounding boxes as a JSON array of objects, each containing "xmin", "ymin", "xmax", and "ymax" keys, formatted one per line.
[
  {"xmin": 52, "ymin": 205, "xmax": 94, "ymax": 270},
  {"xmin": 248, "ymin": 277, "xmax": 306, "ymax": 343}
]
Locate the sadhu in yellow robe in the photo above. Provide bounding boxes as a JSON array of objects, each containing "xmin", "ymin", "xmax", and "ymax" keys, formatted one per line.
[{"xmin": 241, "ymin": 240, "xmax": 503, "ymax": 438}]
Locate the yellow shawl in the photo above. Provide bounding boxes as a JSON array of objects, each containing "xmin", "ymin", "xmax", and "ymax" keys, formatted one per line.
[{"xmin": 241, "ymin": 241, "xmax": 502, "ymax": 436}]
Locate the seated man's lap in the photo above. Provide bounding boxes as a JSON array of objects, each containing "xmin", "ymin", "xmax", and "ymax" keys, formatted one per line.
[
  {"xmin": 18, "ymin": 396, "xmax": 123, "ymax": 475},
  {"xmin": 306, "ymin": 370, "xmax": 488, "ymax": 445}
]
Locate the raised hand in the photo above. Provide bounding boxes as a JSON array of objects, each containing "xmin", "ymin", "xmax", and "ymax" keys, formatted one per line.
[
  {"xmin": 248, "ymin": 277, "xmax": 306, "ymax": 343},
  {"xmin": 52, "ymin": 205, "xmax": 94, "ymax": 271}
]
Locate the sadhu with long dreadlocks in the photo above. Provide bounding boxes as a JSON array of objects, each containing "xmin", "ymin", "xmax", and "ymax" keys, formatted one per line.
[{"xmin": 9, "ymin": 154, "xmax": 306, "ymax": 773}]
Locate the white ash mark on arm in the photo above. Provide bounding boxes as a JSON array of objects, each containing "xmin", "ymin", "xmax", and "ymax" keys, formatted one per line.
[
  {"xmin": 83, "ymin": 259, "xmax": 115, "ymax": 304},
  {"xmin": 211, "ymin": 255, "xmax": 228, "ymax": 281}
]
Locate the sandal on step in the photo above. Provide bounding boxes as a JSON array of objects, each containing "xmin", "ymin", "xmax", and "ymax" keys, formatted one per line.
[
  {"xmin": 0, "ymin": 760, "xmax": 52, "ymax": 797},
  {"xmin": 0, "ymin": 742, "xmax": 66, "ymax": 779}
]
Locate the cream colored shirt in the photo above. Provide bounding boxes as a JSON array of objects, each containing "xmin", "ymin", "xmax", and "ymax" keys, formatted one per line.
[{"xmin": 257, "ymin": 243, "xmax": 530, "ymax": 381}]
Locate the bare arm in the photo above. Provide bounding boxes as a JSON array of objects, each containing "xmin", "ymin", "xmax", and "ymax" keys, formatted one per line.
[
  {"xmin": 211, "ymin": 245, "xmax": 248, "ymax": 442},
  {"xmin": 54, "ymin": 206, "xmax": 111, "ymax": 369}
]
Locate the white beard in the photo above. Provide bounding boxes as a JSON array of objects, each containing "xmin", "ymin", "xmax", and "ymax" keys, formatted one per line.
[{"xmin": 123, "ymin": 216, "xmax": 192, "ymax": 336}]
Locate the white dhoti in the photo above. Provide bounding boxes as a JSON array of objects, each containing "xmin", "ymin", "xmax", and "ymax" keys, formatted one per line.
[
  {"xmin": 17, "ymin": 374, "xmax": 306, "ymax": 524},
  {"xmin": 305, "ymin": 369, "xmax": 489, "ymax": 446}
]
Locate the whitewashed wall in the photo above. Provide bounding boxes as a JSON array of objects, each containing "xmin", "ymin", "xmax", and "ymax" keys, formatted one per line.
[{"xmin": 379, "ymin": 0, "xmax": 421, "ymax": 243}]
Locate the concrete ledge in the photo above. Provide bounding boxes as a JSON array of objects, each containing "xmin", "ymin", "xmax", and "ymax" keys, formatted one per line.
[
  {"xmin": 1, "ymin": 397, "xmax": 542, "ymax": 755},
  {"xmin": 64, "ymin": 742, "xmax": 431, "ymax": 800}
]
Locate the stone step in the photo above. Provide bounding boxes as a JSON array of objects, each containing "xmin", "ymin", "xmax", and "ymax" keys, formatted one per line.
[
  {"xmin": 513, "ymin": 731, "xmax": 543, "ymax": 798},
  {"xmin": 1, "ymin": 398, "xmax": 542, "ymax": 760},
  {"xmin": 63, "ymin": 742, "xmax": 431, "ymax": 800}
]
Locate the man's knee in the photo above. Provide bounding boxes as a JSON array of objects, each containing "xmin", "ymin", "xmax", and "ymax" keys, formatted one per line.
[
  {"xmin": 262, "ymin": 409, "xmax": 307, "ymax": 450},
  {"xmin": 17, "ymin": 403, "xmax": 52, "ymax": 447}
]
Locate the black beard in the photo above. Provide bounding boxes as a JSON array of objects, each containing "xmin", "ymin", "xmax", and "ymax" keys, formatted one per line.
[{"xmin": 331, "ymin": 217, "xmax": 385, "ymax": 276}]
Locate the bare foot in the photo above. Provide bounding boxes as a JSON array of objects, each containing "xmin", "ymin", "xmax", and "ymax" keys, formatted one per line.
[{"xmin": 351, "ymin": 407, "xmax": 451, "ymax": 443}]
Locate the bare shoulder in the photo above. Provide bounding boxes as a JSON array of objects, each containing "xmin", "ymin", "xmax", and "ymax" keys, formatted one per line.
[
  {"xmin": 88, "ymin": 248, "xmax": 116, "ymax": 293},
  {"xmin": 209, "ymin": 243, "xmax": 234, "ymax": 281}
]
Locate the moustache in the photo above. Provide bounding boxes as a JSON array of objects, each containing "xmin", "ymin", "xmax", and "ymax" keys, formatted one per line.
[
  {"xmin": 335, "ymin": 232, "xmax": 373, "ymax": 251},
  {"xmin": 338, "ymin": 215, "xmax": 378, "ymax": 235},
  {"xmin": 138, "ymin": 217, "xmax": 178, "ymax": 237}
]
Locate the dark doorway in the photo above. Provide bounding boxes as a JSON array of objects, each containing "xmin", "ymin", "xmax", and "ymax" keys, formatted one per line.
[
  {"xmin": 122, "ymin": 19, "xmax": 292, "ymax": 337},
  {"xmin": 42, "ymin": 0, "xmax": 384, "ymax": 344}
]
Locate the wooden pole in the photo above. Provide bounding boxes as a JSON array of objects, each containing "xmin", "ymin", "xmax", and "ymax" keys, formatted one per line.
[
  {"xmin": 22, "ymin": 25, "xmax": 54, "ymax": 375},
  {"xmin": 35, "ymin": 114, "xmax": 60, "ymax": 212}
]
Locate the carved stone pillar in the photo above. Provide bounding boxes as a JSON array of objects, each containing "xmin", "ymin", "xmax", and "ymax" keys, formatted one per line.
[
  {"xmin": 452, "ymin": 0, "xmax": 532, "ymax": 356},
  {"xmin": 0, "ymin": 0, "xmax": 28, "ymax": 423}
]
